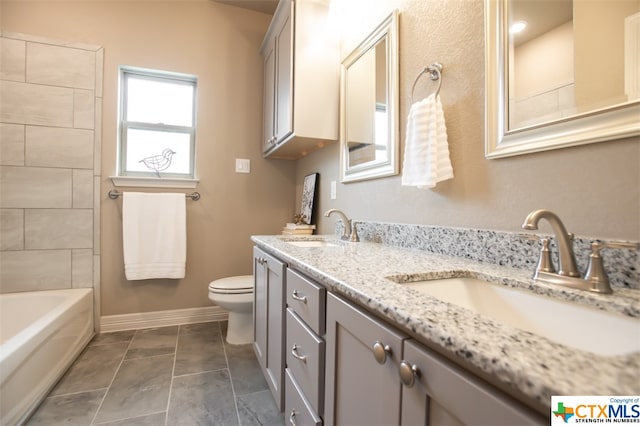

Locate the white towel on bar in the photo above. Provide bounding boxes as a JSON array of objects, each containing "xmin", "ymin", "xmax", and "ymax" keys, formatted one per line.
[
  {"xmin": 123, "ymin": 192, "xmax": 186, "ymax": 280},
  {"xmin": 401, "ymin": 93, "xmax": 454, "ymax": 189}
]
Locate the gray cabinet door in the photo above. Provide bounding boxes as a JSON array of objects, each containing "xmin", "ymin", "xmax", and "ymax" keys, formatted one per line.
[
  {"xmin": 324, "ymin": 293, "xmax": 407, "ymax": 426},
  {"xmin": 400, "ymin": 339, "xmax": 546, "ymax": 426},
  {"xmin": 253, "ymin": 246, "xmax": 286, "ymax": 411},
  {"xmin": 274, "ymin": 1, "xmax": 293, "ymax": 144},
  {"xmin": 261, "ymin": 40, "xmax": 275, "ymax": 153}
]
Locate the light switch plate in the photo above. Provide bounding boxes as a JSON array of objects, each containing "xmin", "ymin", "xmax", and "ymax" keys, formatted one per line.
[
  {"xmin": 330, "ymin": 180, "xmax": 337, "ymax": 200},
  {"xmin": 235, "ymin": 158, "xmax": 250, "ymax": 173}
]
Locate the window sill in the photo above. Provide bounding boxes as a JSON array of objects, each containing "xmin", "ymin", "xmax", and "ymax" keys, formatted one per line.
[{"xmin": 110, "ymin": 176, "xmax": 199, "ymax": 189}]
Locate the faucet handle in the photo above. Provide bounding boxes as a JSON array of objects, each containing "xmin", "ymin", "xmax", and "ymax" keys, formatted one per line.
[
  {"xmin": 519, "ymin": 234, "xmax": 556, "ymax": 278},
  {"xmin": 535, "ymin": 238, "xmax": 555, "ymax": 277},
  {"xmin": 349, "ymin": 221, "xmax": 360, "ymax": 242},
  {"xmin": 584, "ymin": 240, "xmax": 638, "ymax": 294}
]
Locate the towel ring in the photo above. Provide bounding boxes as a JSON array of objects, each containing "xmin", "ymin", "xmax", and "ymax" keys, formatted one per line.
[{"xmin": 410, "ymin": 62, "xmax": 443, "ymax": 103}]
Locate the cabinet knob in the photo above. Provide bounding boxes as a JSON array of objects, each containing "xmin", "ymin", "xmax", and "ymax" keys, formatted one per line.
[
  {"xmin": 291, "ymin": 344, "xmax": 307, "ymax": 363},
  {"xmin": 399, "ymin": 360, "xmax": 420, "ymax": 387},
  {"xmin": 289, "ymin": 409, "xmax": 298, "ymax": 426},
  {"xmin": 372, "ymin": 341, "xmax": 392, "ymax": 364},
  {"xmin": 291, "ymin": 290, "xmax": 307, "ymax": 303}
]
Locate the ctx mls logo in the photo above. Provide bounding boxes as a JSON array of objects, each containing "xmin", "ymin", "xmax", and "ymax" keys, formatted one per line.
[
  {"xmin": 553, "ymin": 401, "xmax": 575, "ymax": 423},
  {"xmin": 551, "ymin": 396, "xmax": 640, "ymax": 425}
]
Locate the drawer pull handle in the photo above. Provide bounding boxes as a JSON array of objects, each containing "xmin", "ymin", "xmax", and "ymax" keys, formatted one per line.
[
  {"xmin": 372, "ymin": 341, "xmax": 391, "ymax": 364},
  {"xmin": 399, "ymin": 360, "xmax": 420, "ymax": 387},
  {"xmin": 291, "ymin": 344, "xmax": 307, "ymax": 363},
  {"xmin": 291, "ymin": 290, "xmax": 307, "ymax": 303},
  {"xmin": 289, "ymin": 409, "xmax": 298, "ymax": 426}
]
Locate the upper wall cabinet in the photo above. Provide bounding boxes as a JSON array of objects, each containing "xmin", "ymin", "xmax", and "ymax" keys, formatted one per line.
[{"xmin": 261, "ymin": 0, "xmax": 339, "ymax": 159}]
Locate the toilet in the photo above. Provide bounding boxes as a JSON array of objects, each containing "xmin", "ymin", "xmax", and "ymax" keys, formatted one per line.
[{"xmin": 208, "ymin": 275, "xmax": 254, "ymax": 345}]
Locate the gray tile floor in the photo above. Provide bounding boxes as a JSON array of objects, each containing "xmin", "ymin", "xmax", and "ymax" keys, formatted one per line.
[{"xmin": 26, "ymin": 321, "xmax": 285, "ymax": 426}]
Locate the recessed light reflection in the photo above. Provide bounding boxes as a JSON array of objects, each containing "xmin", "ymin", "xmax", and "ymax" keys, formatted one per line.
[{"xmin": 510, "ymin": 20, "xmax": 527, "ymax": 33}]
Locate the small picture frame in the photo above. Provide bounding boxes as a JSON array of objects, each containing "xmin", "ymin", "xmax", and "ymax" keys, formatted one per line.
[{"xmin": 300, "ymin": 173, "xmax": 319, "ymax": 225}]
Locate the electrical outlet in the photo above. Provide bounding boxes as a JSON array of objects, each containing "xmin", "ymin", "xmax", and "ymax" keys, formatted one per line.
[
  {"xmin": 331, "ymin": 180, "xmax": 337, "ymax": 200},
  {"xmin": 235, "ymin": 158, "xmax": 250, "ymax": 173}
]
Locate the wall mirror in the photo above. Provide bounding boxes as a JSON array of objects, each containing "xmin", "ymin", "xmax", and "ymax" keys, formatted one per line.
[
  {"xmin": 340, "ymin": 10, "xmax": 399, "ymax": 182},
  {"xmin": 485, "ymin": 0, "xmax": 640, "ymax": 158}
]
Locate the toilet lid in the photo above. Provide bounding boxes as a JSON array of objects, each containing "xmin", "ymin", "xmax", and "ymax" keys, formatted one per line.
[{"xmin": 209, "ymin": 275, "xmax": 254, "ymax": 294}]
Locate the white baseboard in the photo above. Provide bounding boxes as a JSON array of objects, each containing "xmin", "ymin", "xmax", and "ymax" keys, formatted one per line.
[{"xmin": 100, "ymin": 306, "xmax": 229, "ymax": 333}]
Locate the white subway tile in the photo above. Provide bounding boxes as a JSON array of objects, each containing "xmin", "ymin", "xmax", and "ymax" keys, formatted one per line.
[
  {"xmin": 0, "ymin": 209, "xmax": 24, "ymax": 250},
  {"xmin": 25, "ymin": 126, "xmax": 93, "ymax": 169},
  {"xmin": 74, "ymin": 89, "xmax": 95, "ymax": 129},
  {"xmin": 25, "ymin": 209, "xmax": 93, "ymax": 249},
  {"xmin": 0, "ymin": 249, "xmax": 71, "ymax": 292},
  {"xmin": 0, "ymin": 37, "xmax": 26, "ymax": 81},
  {"xmin": 73, "ymin": 169, "xmax": 94, "ymax": 208},
  {"xmin": 0, "ymin": 123, "xmax": 25, "ymax": 166},
  {"xmin": 1, "ymin": 80, "xmax": 74, "ymax": 127},
  {"xmin": 26, "ymin": 42, "xmax": 95, "ymax": 90},
  {"xmin": 94, "ymin": 99, "xmax": 102, "ymax": 176},
  {"xmin": 72, "ymin": 249, "xmax": 93, "ymax": 288},
  {"xmin": 0, "ymin": 166, "xmax": 72, "ymax": 208},
  {"xmin": 96, "ymin": 48, "xmax": 104, "ymax": 98}
]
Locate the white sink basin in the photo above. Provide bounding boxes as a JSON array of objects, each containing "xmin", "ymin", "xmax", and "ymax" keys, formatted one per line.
[
  {"xmin": 397, "ymin": 276, "xmax": 640, "ymax": 356},
  {"xmin": 285, "ymin": 240, "xmax": 340, "ymax": 248}
]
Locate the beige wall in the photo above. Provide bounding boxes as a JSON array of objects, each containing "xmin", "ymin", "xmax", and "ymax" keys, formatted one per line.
[
  {"xmin": 513, "ymin": 21, "xmax": 573, "ymax": 100},
  {"xmin": 3, "ymin": 0, "xmax": 639, "ymax": 317},
  {"xmin": 1, "ymin": 0, "xmax": 297, "ymax": 315},
  {"xmin": 297, "ymin": 0, "xmax": 640, "ymax": 242},
  {"xmin": 574, "ymin": 0, "xmax": 640, "ymax": 111}
]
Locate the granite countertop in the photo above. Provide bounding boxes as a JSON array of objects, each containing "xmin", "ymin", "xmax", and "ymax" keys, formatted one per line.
[{"xmin": 251, "ymin": 234, "xmax": 640, "ymax": 412}]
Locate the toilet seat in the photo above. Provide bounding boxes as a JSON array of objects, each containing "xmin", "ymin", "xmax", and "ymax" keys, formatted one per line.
[{"xmin": 208, "ymin": 275, "xmax": 254, "ymax": 295}]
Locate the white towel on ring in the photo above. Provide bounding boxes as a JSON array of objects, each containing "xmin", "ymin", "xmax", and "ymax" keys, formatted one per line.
[
  {"xmin": 401, "ymin": 93, "xmax": 453, "ymax": 189},
  {"xmin": 122, "ymin": 192, "xmax": 186, "ymax": 280}
]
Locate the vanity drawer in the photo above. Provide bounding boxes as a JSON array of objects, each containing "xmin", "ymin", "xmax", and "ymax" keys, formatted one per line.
[
  {"xmin": 285, "ymin": 368, "xmax": 322, "ymax": 426},
  {"xmin": 287, "ymin": 269, "xmax": 326, "ymax": 335},
  {"xmin": 286, "ymin": 308, "xmax": 325, "ymax": 414}
]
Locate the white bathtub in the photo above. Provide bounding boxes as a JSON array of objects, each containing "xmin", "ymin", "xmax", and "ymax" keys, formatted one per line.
[{"xmin": 0, "ymin": 288, "xmax": 94, "ymax": 426}]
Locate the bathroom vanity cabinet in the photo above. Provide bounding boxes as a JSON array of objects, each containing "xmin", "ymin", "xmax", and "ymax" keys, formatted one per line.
[
  {"xmin": 260, "ymin": 0, "xmax": 338, "ymax": 159},
  {"xmin": 253, "ymin": 246, "xmax": 286, "ymax": 411},
  {"xmin": 324, "ymin": 292, "xmax": 545, "ymax": 426},
  {"xmin": 253, "ymin": 245, "xmax": 546, "ymax": 425},
  {"xmin": 285, "ymin": 268, "xmax": 326, "ymax": 425}
]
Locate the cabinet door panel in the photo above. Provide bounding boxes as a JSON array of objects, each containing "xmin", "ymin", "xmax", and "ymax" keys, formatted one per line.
[
  {"xmin": 286, "ymin": 369, "xmax": 322, "ymax": 426},
  {"xmin": 253, "ymin": 247, "xmax": 267, "ymax": 364},
  {"xmin": 253, "ymin": 246, "xmax": 286, "ymax": 411},
  {"xmin": 286, "ymin": 268, "xmax": 326, "ymax": 335},
  {"xmin": 401, "ymin": 340, "xmax": 545, "ymax": 426},
  {"xmin": 274, "ymin": 6, "xmax": 293, "ymax": 143},
  {"xmin": 262, "ymin": 42, "xmax": 275, "ymax": 153},
  {"xmin": 325, "ymin": 293, "xmax": 407, "ymax": 426},
  {"xmin": 286, "ymin": 308, "xmax": 324, "ymax": 414}
]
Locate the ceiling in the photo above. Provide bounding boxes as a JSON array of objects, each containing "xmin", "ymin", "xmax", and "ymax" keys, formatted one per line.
[
  {"xmin": 511, "ymin": 0, "xmax": 573, "ymax": 46},
  {"xmin": 213, "ymin": 0, "xmax": 278, "ymax": 15}
]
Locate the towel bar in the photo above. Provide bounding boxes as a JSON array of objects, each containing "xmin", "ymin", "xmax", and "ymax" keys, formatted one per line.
[{"xmin": 108, "ymin": 190, "xmax": 200, "ymax": 201}]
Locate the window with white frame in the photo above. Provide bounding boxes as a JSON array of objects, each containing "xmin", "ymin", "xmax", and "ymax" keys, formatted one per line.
[{"xmin": 119, "ymin": 67, "xmax": 197, "ymax": 179}]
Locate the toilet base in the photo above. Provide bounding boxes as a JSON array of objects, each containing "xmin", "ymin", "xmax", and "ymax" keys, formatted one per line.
[{"xmin": 226, "ymin": 310, "xmax": 253, "ymax": 345}]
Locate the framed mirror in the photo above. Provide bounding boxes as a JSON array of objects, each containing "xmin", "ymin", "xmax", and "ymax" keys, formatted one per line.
[
  {"xmin": 340, "ymin": 10, "xmax": 399, "ymax": 182},
  {"xmin": 485, "ymin": 0, "xmax": 640, "ymax": 158}
]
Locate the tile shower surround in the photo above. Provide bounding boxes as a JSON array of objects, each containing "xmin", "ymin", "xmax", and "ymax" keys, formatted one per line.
[
  {"xmin": 0, "ymin": 32, "xmax": 103, "ymax": 296},
  {"xmin": 340, "ymin": 221, "xmax": 639, "ymax": 289}
]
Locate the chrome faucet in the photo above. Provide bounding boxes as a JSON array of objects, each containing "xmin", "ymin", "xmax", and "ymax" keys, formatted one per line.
[
  {"xmin": 522, "ymin": 209, "xmax": 580, "ymax": 277},
  {"xmin": 324, "ymin": 209, "xmax": 358, "ymax": 241}
]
